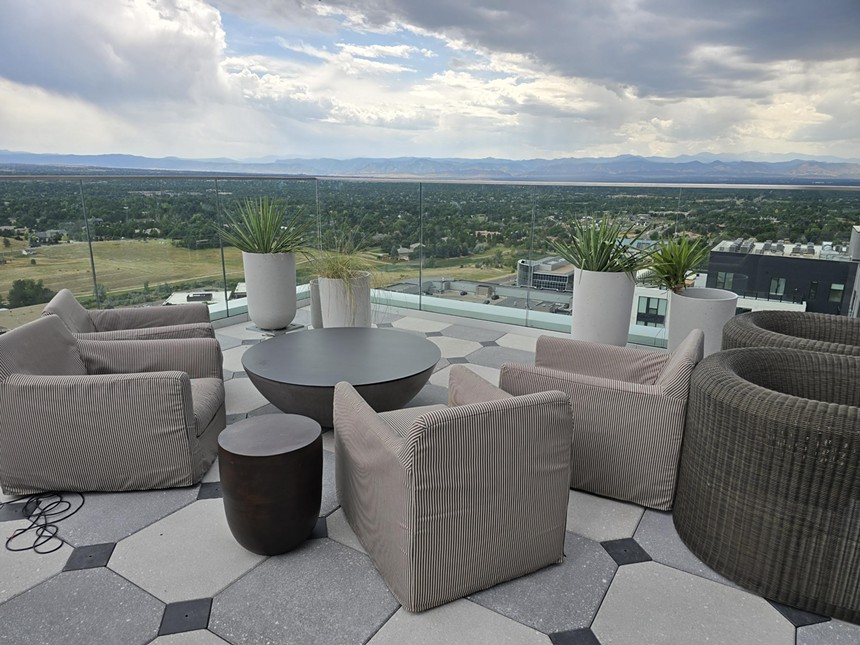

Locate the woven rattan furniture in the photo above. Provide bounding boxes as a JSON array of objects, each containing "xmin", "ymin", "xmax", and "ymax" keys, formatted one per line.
[
  {"xmin": 722, "ymin": 309, "xmax": 860, "ymax": 355},
  {"xmin": 673, "ymin": 347, "xmax": 860, "ymax": 623},
  {"xmin": 334, "ymin": 365, "xmax": 573, "ymax": 612},
  {"xmin": 43, "ymin": 288, "xmax": 215, "ymax": 340},
  {"xmin": 499, "ymin": 329, "xmax": 704, "ymax": 510}
]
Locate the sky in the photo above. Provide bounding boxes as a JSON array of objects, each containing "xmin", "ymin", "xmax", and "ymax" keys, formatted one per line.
[{"xmin": 0, "ymin": 0, "xmax": 858, "ymax": 161}]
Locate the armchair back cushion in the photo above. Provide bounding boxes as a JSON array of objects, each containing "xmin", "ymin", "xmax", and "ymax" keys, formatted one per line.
[
  {"xmin": 42, "ymin": 289, "xmax": 97, "ymax": 333},
  {"xmin": 536, "ymin": 335, "xmax": 668, "ymax": 384},
  {"xmin": 655, "ymin": 328, "xmax": 705, "ymax": 398},
  {"xmin": 0, "ymin": 315, "xmax": 87, "ymax": 379}
]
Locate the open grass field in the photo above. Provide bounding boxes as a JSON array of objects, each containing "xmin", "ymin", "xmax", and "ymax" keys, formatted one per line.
[{"xmin": 0, "ymin": 238, "xmax": 517, "ymax": 305}]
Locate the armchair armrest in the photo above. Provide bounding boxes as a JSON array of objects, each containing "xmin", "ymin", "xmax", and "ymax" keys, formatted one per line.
[
  {"xmin": 74, "ymin": 322, "xmax": 214, "ymax": 341},
  {"xmin": 77, "ymin": 337, "xmax": 223, "ymax": 379},
  {"xmin": 0, "ymin": 372, "xmax": 197, "ymax": 494},
  {"xmin": 447, "ymin": 364, "xmax": 512, "ymax": 407},
  {"xmin": 89, "ymin": 303, "xmax": 210, "ymax": 330},
  {"xmin": 535, "ymin": 335, "xmax": 670, "ymax": 384},
  {"xmin": 333, "ymin": 381, "xmax": 411, "ymax": 594}
]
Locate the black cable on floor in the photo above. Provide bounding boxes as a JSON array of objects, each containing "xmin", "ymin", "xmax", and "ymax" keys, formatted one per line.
[{"xmin": 3, "ymin": 492, "xmax": 85, "ymax": 554}]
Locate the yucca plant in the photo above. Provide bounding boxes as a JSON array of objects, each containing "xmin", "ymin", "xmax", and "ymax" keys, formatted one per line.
[
  {"xmin": 647, "ymin": 236, "xmax": 710, "ymax": 294},
  {"xmin": 550, "ymin": 217, "xmax": 648, "ymax": 274},
  {"xmin": 218, "ymin": 197, "xmax": 309, "ymax": 255}
]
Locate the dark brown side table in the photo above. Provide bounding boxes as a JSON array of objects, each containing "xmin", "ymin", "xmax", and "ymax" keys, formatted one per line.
[{"xmin": 218, "ymin": 414, "xmax": 322, "ymax": 556}]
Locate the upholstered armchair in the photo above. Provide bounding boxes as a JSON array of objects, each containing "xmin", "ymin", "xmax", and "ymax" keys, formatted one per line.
[
  {"xmin": 0, "ymin": 315, "xmax": 225, "ymax": 495},
  {"xmin": 333, "ymin": 365, "xmax": 573, "ymax": 612},
  {"xmin": 500, "ymin": 329, "xmax": 704, "ymax": 510},
  {"xmin": 42, "ymin": 288, "xmax": 214, "ymax": 340},
  {"xmin": 722, "ymin": 309, "xmax": 860, "ymax": 355}
]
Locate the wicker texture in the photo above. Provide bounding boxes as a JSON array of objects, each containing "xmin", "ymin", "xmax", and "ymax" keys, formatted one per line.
[
  {"xmin": 333, "ymin": 366, "xmax": 573, "ymax": 612},
  {"xmin": 722, "ymin": 310, "xmax": 860, "ymax": 355},
  {"xmin": 43, "ymin": 288, "xmax": 214, "ymax": 340},
  {"xmin": 500, "ymin": 329, "xmax": 704, "ymax": 510},
  {"xmin": 0, "ymin": 316, "xmax": 225, "ymax": 494},
  {"xmin": 673, "ymin": 347, "xmax": 860, "ymax": 623}
]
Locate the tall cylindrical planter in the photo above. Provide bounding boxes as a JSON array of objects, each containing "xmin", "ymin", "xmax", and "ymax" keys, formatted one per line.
[
  {"xmin": 318, "ymin": 271, "xmax": 372, "ymax": 328},
  {"xmin": 242, "ymin": 251, "xmax": 297, "ymax": 331},
  {"xmin": 668, "ymin": 287, "xmax": 738, "ymax": 356},
  {"xmin": 570, "ymin": 269, "xmax": 635, "ymax": 346}
]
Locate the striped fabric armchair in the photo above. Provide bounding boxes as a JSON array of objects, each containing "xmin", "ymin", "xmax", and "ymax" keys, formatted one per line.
[
  {"xmin": 500, "ymin": 329, "xmax": 704, "ymax": 510},
  {"xmin": 42, "ymin": 288, "xmax": 214, "ymax": 340},
  {"xmin": 333, "ymin": 365, "xmax": 573, "ymax": 612},
  {"xmin": 0, "ymin": 315, "xmax": 225, "ymax": 495}
]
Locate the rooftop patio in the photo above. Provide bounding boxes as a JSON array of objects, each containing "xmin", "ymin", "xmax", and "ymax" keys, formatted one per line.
[{"xmin": 1, "ymin": 305, "xmax": 858, "ymax": 645}]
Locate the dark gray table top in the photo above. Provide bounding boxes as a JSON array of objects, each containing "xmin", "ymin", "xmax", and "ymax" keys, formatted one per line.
[{"xmin": 241, "ymin": 327, "xmax": 442, "ymax": 388}]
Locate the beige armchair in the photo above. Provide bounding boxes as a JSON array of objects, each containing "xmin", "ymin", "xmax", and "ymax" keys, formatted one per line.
[
  {"xmin": 334, "ymin": 365, "xmax": 573, "ymax": 612},
  {"xmin": 500, "ymin": 329, "xmax": 704, "ymax": 510},
  {"xmin": 0, "ymin": 315, "xmax": 225, "ymax": 495},
  {"xmin": 42, "ymin": 288, "xmax": 214, "ymax": 340}
]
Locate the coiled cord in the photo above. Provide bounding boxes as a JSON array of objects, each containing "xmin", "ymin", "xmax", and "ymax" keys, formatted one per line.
[{"xmin": 3, "ymin": 492, "xmax": 85, "ymax": 554}]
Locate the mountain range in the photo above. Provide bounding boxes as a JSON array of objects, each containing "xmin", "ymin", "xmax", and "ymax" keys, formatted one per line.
[{"xmin": 1, "ymin": 150, "xmax": 859, "ymax": 185}]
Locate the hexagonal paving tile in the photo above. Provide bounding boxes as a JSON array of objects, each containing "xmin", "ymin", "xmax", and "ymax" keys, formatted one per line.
[
  {"xmin": 369, "ymin": 599, "xmax": 551, "ymax": 645},
  {"xmin": 109, "ymin": 499, "xmax": 265, "ymax": 603},
  {"xmin": 220, "ymin": 344, "xmax": 250, "ymax": 373},
  {"xmin": 427, "ymin": 335, "xmax": 482, "ymax": 358},
  {"xmin": 210, "ymin": 539, "xmax": 397, "ymax": 645},
  {"xmin": 1, "ymin": 519, "xmax": 73, "ymax": 603},
  {"xmin": 430, "ymin": 363, "xmax": 501, "ymax": 389},
  {"xmin": 224, "ymin": 378, "xmax": 269, "ymax": 415},
  {"xmin": 566, "ymin": 490, "xmax": 644, "ymax": 543},
  {"xmin": 151, "ymin": 631, "xmax": 230, "ymax": 644},
  {"xmin": 391, "ymin": 317, "xmax": 450, "ymax": 333},
  {"xmin": 592, "ymin": 561, "xmax": 795, "ymax": 644},
  {"xmin": 496, "ymin": 333, "xmax": 539, "ymax": 353}
]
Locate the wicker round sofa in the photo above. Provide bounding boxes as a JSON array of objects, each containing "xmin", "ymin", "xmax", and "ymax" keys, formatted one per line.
[
  {"xmin": 722, "ymin": 310, "xmax": 860, "ymax": 355},
  {"xmin": 673, "ymin": 347, "xmax": 860, "ymax": 623}
]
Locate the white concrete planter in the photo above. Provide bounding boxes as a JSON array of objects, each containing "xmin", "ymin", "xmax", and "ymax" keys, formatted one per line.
[
  {"xmin": 570, "ymin": 269, "xmax": 635, "ymax": 346},
  {"xmin": 318, "ymin": 271, "xmax": 372, "ymax": 328},
  {"xmin": 242, "ymin": 251, "xmax": 297, "ymax": 331},
  {"xmin": 668, "ymin": 287, "xmax": 738, "ymax": 356},
  {"xmin": 309, "ymin": 278, "xmax": 324, "ymax": 329}
]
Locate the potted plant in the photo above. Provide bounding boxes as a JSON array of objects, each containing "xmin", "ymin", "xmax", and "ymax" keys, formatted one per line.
[
  {"xmin": 647, "ymin": 235, "xmax": 737, "ymax": 355},
  {"xmin": 218, "ymin": 197, "xmax": 309, "ymax": 331},
  {"xmin": 551, "ymin": 217, "xmax": 649, "ymax": 346},
  {"xmin": 313, "ymin": 227, "xmax": 374, "ymax": 328}
]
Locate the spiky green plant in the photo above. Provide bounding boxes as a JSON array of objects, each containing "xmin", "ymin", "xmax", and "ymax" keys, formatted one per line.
[
  {"xmin": 647, "ymin": 236, "xmax": 711, "ymax": 294},
  {"xmin": 550, "ymin": 217, "xmax": 648, "ymax": 274},
  {"xmin": 314, "ymin": 225, "xmax": 372, "ymax": 280},
  {"xmin": 217, "ymin": 197, "xmax": 309, "ymax": 255}
]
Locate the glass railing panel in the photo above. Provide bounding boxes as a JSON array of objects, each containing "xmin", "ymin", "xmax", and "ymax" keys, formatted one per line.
[
  {"xmin": 315, "ymin": 179, "xmax": 422, "ymax": 321},
  {"xmin": 0, "ymin": 177, "xmax": 90, "ymax": 328},
  {"xmin": 76, "ymin": 176, "xmax": 232, "ymax": 317},
  {"xmin": 413, "ymin": 181, "xmax": 536, "ymax": 326},
  {"xmin": 213, "ymin": 177, "xmax": 318, "ymax": 319}
]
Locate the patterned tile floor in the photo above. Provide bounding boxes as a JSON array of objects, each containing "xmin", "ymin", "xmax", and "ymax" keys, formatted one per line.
[{"xmin": 1, "ymin": 306, "xmax": 858, "ymax": 645}]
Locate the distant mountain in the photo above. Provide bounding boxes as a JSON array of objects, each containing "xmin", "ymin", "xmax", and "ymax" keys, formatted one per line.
[{"xmin": 1, "ymin": 150, "xmax": 859, "ymax": 185}]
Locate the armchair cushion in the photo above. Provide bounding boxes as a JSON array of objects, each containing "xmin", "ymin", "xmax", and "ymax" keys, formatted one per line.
[
  {"xmin": 334, "ymin": 373, "xmax": 572, "ymax": 612},
  {"xmin": 0, "ymin": 314, "xmax": 87, "ymax": 379},
  {"xmin": 42, "ymin": 288, "xmax": 97, "ymax": 333},
  {"xmin": 535, "ymin": 335, "xmax": 669, "ymax": 384}
]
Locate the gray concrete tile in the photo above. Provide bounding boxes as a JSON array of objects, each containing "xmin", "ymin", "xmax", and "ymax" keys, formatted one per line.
[
  {"xmin": 797, "ymin": 619, "xmax": 860, "ymax": 644},
  {"xmin": 403, "ymin": 382, "xmax": 449, "ymax": 407},
  {"xmin": 214, "ymin": 334, "xmax": 242, "ymax": 351},
  {"xmin": 220, "ymin": 344, "xmax": 249, "ymax": 373},
  {"xmin": 426, "ymin": 335, "xmax": 482, "ymax": 358},
  {"xmin": 369, "ymin": 599, "xmax": 551, "ymax": 645},
  {"xmin": 634, "ymin": 509, "xmax": 740, "ymax": 588},
  {"xmin": 592, "ymin": 561, "xmax": 795, "ymax": 644},
  {"xmin": 151, "ymin": 631, "xmax": 230, "ymax": 645},
  {"xmin": 0, "ymin": 519, "xmax": 73, "ymax": 603},
  {"xmin": 470, "ymin": 531, "xmax": 616, "ymax": 633},
  {"xmin": 466, "ymin": 345, "xmax": 536, "ymax": 369},
  {"xmin": 392, "ymin": 317, "xmax": 450, "ymax": 333},
  {"xmin": 0, "ymin": 568, "xmax": 163, "ymax": 645},
  {"xmin": 566, "ymin": 490, "xmax": 644, "ymax": 542},
  {"xmin": 496, "ymin": 333, "xmax": 538, "ymax": 353},
  {"xmin": 430, "ymin": 363, "xmax": 500, "ymax": 388},
  {"xmin": 441, "ymin": 324, "xmax": 505, "ymax": 342},
  {"xmin": 224, "ymin": 377, "xmax": 269, "ymax": 415},
  {"xmin": 201, "ymin": 459, "xmax": 220, "ymax": 483},
  {"xmin": 55, "ymin": 487, "xmax": 199, "ymax": 547},
  {"xmin": 210, "ymin": 539, "xmax": 397, "ymax": 645},
  {"xmin": 108, "ymin": 499, "xmax": 265, "ymax": 603}
]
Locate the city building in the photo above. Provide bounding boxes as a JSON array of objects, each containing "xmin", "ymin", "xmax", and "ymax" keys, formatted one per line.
[
  {"xmin": 706, "ymin": 225, "xmax": 860, "ymax": 316},
  {"xmin": 516, "ymin": 256, "xmax": 576, "ymax": 291}
]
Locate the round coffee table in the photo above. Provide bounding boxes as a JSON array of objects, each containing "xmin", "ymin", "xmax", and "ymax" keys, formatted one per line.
[
  {"xmin": 218, "ymin": 414, "xmax": 322, "ymax": 556},
  {"xmin": 242, "ymin": 327, "xmax": 441, "ymax": 427}
]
